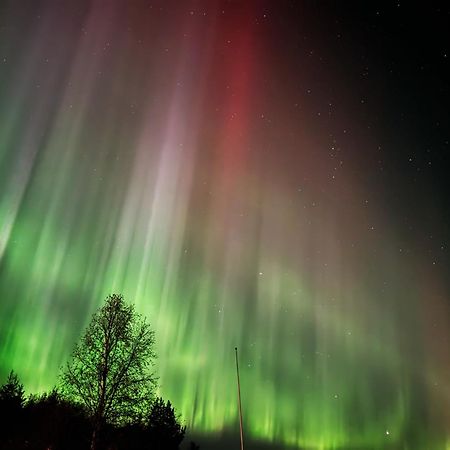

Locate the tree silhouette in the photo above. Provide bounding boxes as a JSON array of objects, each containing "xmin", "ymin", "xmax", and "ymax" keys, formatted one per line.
[
  {"xmin": 0, "ymin": 371, "xmax": 25, "ymax": 448},
  {"xmin": 146, "ymin": 397, "xmax": 186, "ymax": 450},
  {"xmin": 0, "ymin": 370, "xmax": 24, "ymax": 408},
  {"xmin": 25, "ymin": 389, "xmax": 90, "ymax": 450},
  {"xmin": 60, "ymin": 294, "xmax": 157, "ymax": 450}
]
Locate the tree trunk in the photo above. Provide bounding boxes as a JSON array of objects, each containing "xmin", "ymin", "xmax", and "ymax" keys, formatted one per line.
[{"xmin": 90, "ymin": 424, "xmax": 98, "ymax": 450}]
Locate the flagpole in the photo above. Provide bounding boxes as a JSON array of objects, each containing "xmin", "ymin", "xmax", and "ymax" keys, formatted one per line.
[{"xmin": 235, "ymin": 347, "xmax": 244, "ymax": 450}]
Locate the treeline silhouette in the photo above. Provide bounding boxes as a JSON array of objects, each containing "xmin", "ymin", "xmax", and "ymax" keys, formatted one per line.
[
  {"xmin": 0, "ymin": 371, "xmax": 190, "ymax": 450},
  {"xmin": 0, "ymin": 294, "xmax": 199, "ymax": 450}
]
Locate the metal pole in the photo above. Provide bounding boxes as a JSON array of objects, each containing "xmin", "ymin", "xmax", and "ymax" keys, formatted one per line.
[{"xmin": 235, "ymin": 347, "xmax": 244, "ymax": 450}]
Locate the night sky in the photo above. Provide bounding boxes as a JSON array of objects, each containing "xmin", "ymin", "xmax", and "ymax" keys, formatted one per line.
[{"xmin": 0, "ymin": 1, "xmax": 449, "ymax": 449}]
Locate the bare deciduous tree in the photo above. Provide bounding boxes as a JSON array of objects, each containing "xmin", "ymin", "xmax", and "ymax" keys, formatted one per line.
[{"xmin": 60, "ymin": 294, "xmax": 157, "ymax": 450}]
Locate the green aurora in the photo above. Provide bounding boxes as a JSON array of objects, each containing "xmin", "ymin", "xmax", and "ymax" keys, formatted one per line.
[{"xmin": 0, "ymin": 1, "xmax": 449, "ymax": 449}]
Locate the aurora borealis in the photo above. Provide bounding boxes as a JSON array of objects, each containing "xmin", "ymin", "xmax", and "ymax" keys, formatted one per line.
[{"xmin": 1, "ymin": 1, "xmax": 449, "ymax": 449}]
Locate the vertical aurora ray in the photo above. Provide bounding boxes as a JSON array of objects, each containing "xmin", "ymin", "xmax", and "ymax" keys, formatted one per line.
[{"xmin": 0, "ymin": 1, "xmax": 449, "ymax": 449}]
